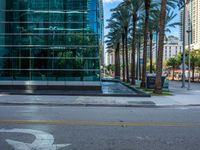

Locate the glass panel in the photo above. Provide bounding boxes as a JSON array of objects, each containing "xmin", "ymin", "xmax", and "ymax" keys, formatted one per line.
[
  {"xmin": 0, "ymin": 0, "xmax": 102, "ymax": 82},
  {"xmin": 0, "ymin": 23, "xmax": 98, "ymax": 34},
  {"xmin": 0, "ymin": 70, "xmax": 13, "ymax": 80},
  {"xmin": 0, "ymin": 34, "xmax": 98, "ymax": 45},
  {"xmin": 0, "ymin": 11, "xmax": 97, "ymax": 23},
  {"xmin": 13, "ymin": 70, "xmax": 30, "ymax": 81},
  {"xmin": 3, "ymin": 0, "xmax": 97, "ymax": 11}
]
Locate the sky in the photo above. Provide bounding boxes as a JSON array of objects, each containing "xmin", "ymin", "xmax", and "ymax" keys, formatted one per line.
[{"xmin": 103, "ymin": 0, "xmax": 180, "ymax": 38}]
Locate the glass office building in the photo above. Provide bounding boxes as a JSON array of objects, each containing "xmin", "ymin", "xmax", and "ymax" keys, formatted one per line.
[{"xmin": 0, "ymin": 0, "xmax": 103, "ymax": 85}]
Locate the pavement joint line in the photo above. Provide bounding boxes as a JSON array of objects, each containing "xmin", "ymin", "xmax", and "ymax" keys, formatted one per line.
[{"xmin": 0, "ymin": 120, "xmax": 200, "ymax": 128}]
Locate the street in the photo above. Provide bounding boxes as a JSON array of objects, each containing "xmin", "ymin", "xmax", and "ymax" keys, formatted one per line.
[
  {"xmin": 0, "ymin": 0, "xmax": 200, "ymax": 149},
  {"xmin": 0, "ymin": 105, "xmax": 200, "ymax": 150}
]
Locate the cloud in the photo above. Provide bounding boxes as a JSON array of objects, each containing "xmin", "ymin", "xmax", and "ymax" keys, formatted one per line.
[{"xmin": 103, "ymin": 0, "xmax": 122, "ymax": 3}]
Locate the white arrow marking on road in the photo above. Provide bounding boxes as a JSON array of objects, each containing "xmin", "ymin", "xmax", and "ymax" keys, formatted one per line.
[{"xmin": 0, "ymin": 128, "xmax": 71, "ymax": 150}]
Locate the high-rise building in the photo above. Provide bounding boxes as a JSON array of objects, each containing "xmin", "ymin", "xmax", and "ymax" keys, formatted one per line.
[
  {"xmin": 100, "ymin": 0, "xmax": 105, "ymax": 67},
  {"xmin": 0, "ymin": 0, "xmax": 103, "ymax": 88},
  {"xmin": 180, "ymin": 0, "xmax": 200, "ymax": 49}
]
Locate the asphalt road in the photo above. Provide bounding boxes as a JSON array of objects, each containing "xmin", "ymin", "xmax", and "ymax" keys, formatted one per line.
[{"xmin": 0, "ymin": 105, "xmax": 200, "ymax": 150}]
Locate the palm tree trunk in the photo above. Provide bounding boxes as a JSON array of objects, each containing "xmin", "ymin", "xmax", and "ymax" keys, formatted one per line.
[
  {"xmin": 154, "ymin": 0, "xmax": 167, "ymax": 94},
  {"xmin": 192, "ymin": 64, "xmax": 195, "ymax": 82},
  {"xmin": 155, "ymin": 31, "xmax": 159, "ymax": 63},
  {"xmin": 131, "ymin": 14, "xmax": 137, "ymax": 85},
  {"xmin": 115, "ymin": 42, "xmax": 120, "ymax": 80},
  {"xmin": 125, "ymin": 27, "xmax": 130, "ymax": 83},
  {"xmin": 136, "ymin": 43, "xmax": 139, "ymax": 80},
  {"xmin": 122, "ymin": 33, "xmax": 126, "ymax": 82},
  {"xmin": 150, "ymin": 31, "xmax": 153, "ymax": 73},
  {"xmin": 139, "ymin": 36, "xmax": 141, "ymax": 80},
  {"xmin": 141, "ymin": 0, "xmax": 151, "ymax": 88},
  {"xmin": 136, "ymin": 36, "xmax": 141, "ymax": 80},
  {"xmin": 172, "ymin": 66, "xmax": 175, "ymax": 80}
]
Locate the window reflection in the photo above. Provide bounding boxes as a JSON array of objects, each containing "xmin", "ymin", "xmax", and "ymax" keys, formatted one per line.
[{"xmin": 0, "ymin": 0, "xmax": 102, "ymax": 81}]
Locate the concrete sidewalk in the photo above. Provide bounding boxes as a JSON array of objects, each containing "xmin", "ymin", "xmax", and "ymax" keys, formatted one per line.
[{"xmin": 0, "ymin": 81, "xmax": 199, "ymax": 107}]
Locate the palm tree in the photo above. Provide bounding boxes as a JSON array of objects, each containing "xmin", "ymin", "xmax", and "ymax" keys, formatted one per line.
[
  {"xmin": 149, "ymin": 31, "xmax": 154, "ymax": 74},
  {"xmin": 165, "ymin": 11, "xmax": 181, "ymax": 33},
  {"xmin": 154, "ymin": 0, "xmax": 168, "ymax": 94},
  {"xmin": 154, "ymin": 0, "xmax": 178, "ymax": 94},
  {"xmin": 121, "ymin": 32, "xmax": 126, "ymax": 82},
  {"xmin": 148, "ymin": 8, "xmax": 180, "ymax": 74},
  {"xmin": 106, "ymin": 20, "xmax": 121, "ymax": 79},
  {"xmin": 107, "ymin": 18, "xmax": 126, "ymax": 81},
  {"xmin": 112, "ymin": 5, "xmax": 131, "ymax": 82},
  {"xmin": 166, "ymin": 57, "xmax": 178, "ymax": 80},
  {"xmin": 189, "ymin": 50, "xmax": 200, "ymax": 82},
  {"xmin": 141, "ymin": 0, "xmax": 151, "ymax": 88},
  {"xmin": 106, "ymin": 5, "xmax": 131, "ymax": 81},
  {"xmin": 149, "ymin": 7, "xmax": 160, "ymax": 73},
  {"xmin": 135, "ymin": 26, "xmax": 144, "ymax": 80},
  {"xmin": 122, "ymin": 0, "xmax": 144, "ymax": 85}
]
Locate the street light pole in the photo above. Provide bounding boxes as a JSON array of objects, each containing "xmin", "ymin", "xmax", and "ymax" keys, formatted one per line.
[
  {"xmin": 178, "ymin": 0, "xmax": 186, "ymax": 88},
  {"xmin": 186, "ymin": 7, "xmax": 192, "ymax": 90},
  {"xmin": 182, "ymin": 1, "xmax": 186, "ymax": 88},
  {"xmin": 187, "ymin": 29, "xmax": 191, "ymax": 90}
]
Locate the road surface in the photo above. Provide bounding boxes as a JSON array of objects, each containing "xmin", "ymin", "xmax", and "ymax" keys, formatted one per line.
[{"xmin": 0, "ymin": 105, "xmax": 200, "ymax": 150}]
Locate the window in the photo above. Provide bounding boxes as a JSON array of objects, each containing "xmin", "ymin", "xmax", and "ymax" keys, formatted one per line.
[{"xmin": 165, "ymin": 54, "xmax": 167, "ymax": 59}]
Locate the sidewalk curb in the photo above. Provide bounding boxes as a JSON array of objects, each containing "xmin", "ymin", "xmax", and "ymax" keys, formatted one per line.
[
  {"xmin": 0, "ymin": 102, "xmax": 200, "ymax": 108},
  {"xmin": 0, "ymin": 102, "xmax": 156, "ymax": 108},
  {"xmin": 0, "ymin": 91, "xmax": 150, "ymax": 97}
]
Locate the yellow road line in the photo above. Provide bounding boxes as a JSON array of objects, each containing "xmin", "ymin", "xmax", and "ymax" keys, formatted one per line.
[{"xmin": 0, "ymin": 120, "xmax": 200, "ymax": 128}]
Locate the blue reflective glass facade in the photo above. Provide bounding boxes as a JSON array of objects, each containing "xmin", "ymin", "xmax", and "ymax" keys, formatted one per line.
[{"xmin": 0, "ymin": 0, "xmax": 103, "ymax": 82}]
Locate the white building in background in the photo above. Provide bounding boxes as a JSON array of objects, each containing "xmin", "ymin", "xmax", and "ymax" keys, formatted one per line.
[
  {"xmin": 106, "ymin": 50, "xmax": 132, "ymax": 66},
  {"xmin": 153, "ymin": 36, "xmax": 183, "ymax": 61},
  {"xmin": 106, "ymin": 50, "xmax": 115, "ymax": 65},
  {"xmin": 180, "ymin": 0, "xmax": 200, "ymax": 50}
]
